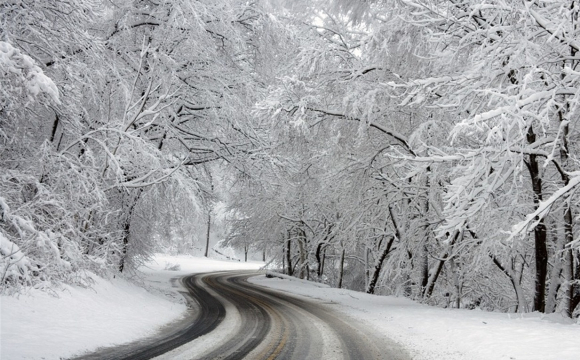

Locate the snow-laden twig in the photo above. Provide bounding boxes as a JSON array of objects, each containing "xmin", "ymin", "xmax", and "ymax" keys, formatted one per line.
[{"xmin": 508, "ymin": 174, "xmax": 580, "ymax": 241}]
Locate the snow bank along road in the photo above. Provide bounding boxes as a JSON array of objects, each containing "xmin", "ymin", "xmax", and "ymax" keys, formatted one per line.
[{"xmin": 75, "ymin": 270, "xmax": 410, "ymax": 360}]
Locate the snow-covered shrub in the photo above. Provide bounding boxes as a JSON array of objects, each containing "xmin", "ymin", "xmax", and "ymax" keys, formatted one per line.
[
  {"xmin": 0, "ymin": 140, "xmax": 127, "ymax": 291},
  {"xmin": 0, "ymin": 231, "xmax": 33, "ymax": 286},
  {"xmin": 0, "ymin": 171, "xmax": 82, "ymax": 289}
]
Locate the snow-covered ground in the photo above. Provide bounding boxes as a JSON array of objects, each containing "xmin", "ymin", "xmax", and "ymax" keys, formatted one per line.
[
  {"xmin": 0, "ymin": 254, "xmax": 262, "ymax": 360},
  {"xmin": 251, "ymin": 273, "xmax": 580, "ymax": 360},
  {"xmin": 3, "ymin": 254, "xmax": 579, "ymax": 360}
]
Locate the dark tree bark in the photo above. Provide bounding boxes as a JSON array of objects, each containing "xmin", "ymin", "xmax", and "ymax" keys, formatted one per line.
[
  {"xmin": 285, "ymin": 234, "xmax": 293, "ymax": 276},
  {"xmin": 366, "ymin": 235, "xmax": 395, "ymax": 294},
  {"xmin": 420, "ymin": 244, "xmax": 429, "ymax": 295},
  {"xmin": 50, "ymin": 112, "xmax": 60, "ymax": 143},
  {"xmin": 316, "ymin": 224, "xmax": 332, "ymax": 277},
  {"xmin": 204, "ymin": 212, "xmax": 211, "ymax": 257},
  {"xmin": 315, "ymin": 242, "xmax": 325, "ymax": 277},
  {"xmin": 298, "ymin": 228, "xmax": 307, "ymax": 279},
  {"xmin": 337, "ymin": 247, "xmax": 345, "ymax": 289},
  {"xmin": 119, "ymin": 189, "xmax": 143, "ymax": 272},
  {"xmin": 424, "ymin": 230, "xmax": 460, "ymax": 298},
  {"xmin": 525, "ymin": 126, "xmax": 548, "ymax": 313},
  {"xmin": 315, "ymin": 242, "xmax": 329, "ymax": 278}
]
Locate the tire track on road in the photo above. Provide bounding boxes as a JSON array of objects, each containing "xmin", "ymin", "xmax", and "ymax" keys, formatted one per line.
[{"xmin": 74, "ymin": 271, "xmax": 410, "ymax": 360}]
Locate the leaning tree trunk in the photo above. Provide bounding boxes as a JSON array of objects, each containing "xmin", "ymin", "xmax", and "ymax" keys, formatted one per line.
[
  {"xmin": 366, "ymin": 236, "xmax": 395, "ymax": 294},
  {"xmin": 491, "ymin": 255, "xmax": 529, "ymax": 313},
  {"xmin": 424, "ymin": 230, "xmax": 461, "ymax": 298},
  {"xmin": 50, "ymin": 112, "xmax": 60, "ymax": 143}
]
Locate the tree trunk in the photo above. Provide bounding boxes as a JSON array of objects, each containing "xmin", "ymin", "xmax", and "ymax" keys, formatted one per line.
[
  {"xmin": 561, "ymin": 17, "xmax": 580, "ymax": 318},
  {"xmin": 203, "ymin": 167, "xmax": 214, "ymax": 258},
  {"xmin": 563, "ymin": 207, "xmax": 575, "ymax": 316},
  {"xmin": 545, "ymin": 229, "xmax": 565, "ymax": 313},
  {"xmin": 50, "ymin": 112, "xmax": 60, "ymax": 143},
  {"xmin": 557, "ymin": 107, "xmax": 577, "ymax": 317},
  {"xmin": 285, "ymin": 236, "xmax": 293, "ymax": 276},
  {"xmin": 321, "ymin": 249, "xmax": 326, "ymax": 279},
  {"xmin": 298, "ymin": 237, "xmax": 306, "ymax": 279},
  {"xmin": 282, "ymin": 243, "xmax": 285, "ymax": 274},
  {"xmin": 204, "ymin": 211, "xmax": 211, "ymax": 257},
  {"xmin": 337, "ymin": 247, "xmax": 345, "ymax": 289},
  {"xmin": 366, "ymin": 236, "xmax": 395, "ymax": 294},
  {"xmin": 420, "ymin": 170, "xmax": 431, "ymax": 295},
  {"xmin": 118, "ymin": 219, "xmax": 131, "ymax": 273},
  {"xmin": 56, "ymin": 132, "xmax": 65, "ymax": 152},
  {"xmin": 419, "ymin": 243, "xmax": 429, "ymax": 296},
  {"xmin": 315, "ymin": 242, "xmax": 326, "ymax": 277},
  {"xmin": 449, "ymin": 257, "xmax": 462, "ymax": 308},
  {"xmin": 119, "ymin": 189, "xmax": 143, "ymax": 272},
  {"xmin": 572, "ymin": 254, "xmax": 580, "ymax": 315},
  {"xmin": 424, "ymin": 230, "xmax": 461, "ymax": 298},
  {"xmin": 491, "ymin": 255, "xmax": 529, "ymax": 312},
  {"xmin": 424, "ymin": 257, "xmax": 444, "ymax": 299},
  {"xmin": 365, "ymin": 245, "xmax": 370, "ymax": 290},
  {"xmin": 526, "ymin": 126, "xmax": 548, "ymax": 313}
]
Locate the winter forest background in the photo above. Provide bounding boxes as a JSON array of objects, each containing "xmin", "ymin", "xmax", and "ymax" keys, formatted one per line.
[{"xmin": 2, "ymin": 0, "xmax": 580, "ymax": 318}]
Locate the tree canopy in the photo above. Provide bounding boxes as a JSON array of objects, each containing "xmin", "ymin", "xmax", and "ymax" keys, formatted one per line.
[{"xmin": 2, "ymin": 0, "xmax": 580, "ymax": 317}]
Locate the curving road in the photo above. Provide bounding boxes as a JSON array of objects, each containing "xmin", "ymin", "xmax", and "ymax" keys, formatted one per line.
[{"xmin": 75, "ymin": 271, "xmax": 410, "ymax": 360}]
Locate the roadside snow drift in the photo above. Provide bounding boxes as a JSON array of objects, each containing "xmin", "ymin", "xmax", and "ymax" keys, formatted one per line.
[
  {"xmin": 251, "ymin": 274, "xmax": 580, "ymax": 360},
  {"xmin": 1, "ymin": 273, "xmax": 185, "ymax": 360}
]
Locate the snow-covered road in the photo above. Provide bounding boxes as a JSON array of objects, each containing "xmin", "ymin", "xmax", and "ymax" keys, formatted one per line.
[
  {"xmin": 161, "ymin": 271, "xmax": 409, "ymax": 360},
  {"xmin": 2, "ymin": 254, "xmax": 579, "ymax": 359},
  {"xmin": 76, "ymin": 271, "xmax": 410, "ymax": 360}
]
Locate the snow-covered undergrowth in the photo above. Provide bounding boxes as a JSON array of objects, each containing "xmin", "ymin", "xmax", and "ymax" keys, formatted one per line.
[
  {"xmin": 251, "ymin": 274, "xmax": 580, "ymax": 360},
  {"xmin": 1, "ymin": 254, "xmax": 262, "ymax": 360}
]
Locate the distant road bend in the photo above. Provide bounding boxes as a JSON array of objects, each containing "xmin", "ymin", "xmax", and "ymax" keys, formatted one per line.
[{"xmin": 76, "ymin": 271, "xmax": 410, "ymax": 360}]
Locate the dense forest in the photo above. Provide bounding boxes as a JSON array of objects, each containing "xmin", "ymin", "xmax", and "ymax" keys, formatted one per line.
[{"xmin": 2, "ymin": 0, "xmax": 580, "ymax": 317}]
